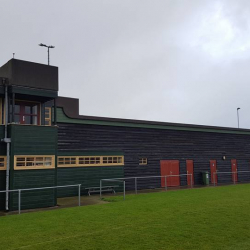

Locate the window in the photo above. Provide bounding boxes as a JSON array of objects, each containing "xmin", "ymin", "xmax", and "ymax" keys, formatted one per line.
[
  {"xmin": 10, "ymin": 101, "xmax": 40, "ymax": 125},
  {"xmin": 14, "ymin": 155, "xmax": 55, "ymax": 170},
  {"xmin": 79, "ymin": 157, "xmax": 101, "ymax": 165},
  {"xmin": 58, "ymin": 157, "xmax": 77, "ymax": 166},
  {"xmin": 45, "ymin": 107, "xmax": 52, "ymax": 126},
  {"xmin": 58, "ymin": 156, "xmax": 124, "ymax": 167},
  {"xmin": 139, "ymin": 158, "xmax": 147, "ymax": 165},
  {"xmin": 0, "ymin": 156, "xmax": 6, "ymax": 170}
]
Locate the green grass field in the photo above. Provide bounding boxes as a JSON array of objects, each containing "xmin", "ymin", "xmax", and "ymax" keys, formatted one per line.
[{"xmin": 1, "ymin": 184, "xmax": 250, "ymax": 250}]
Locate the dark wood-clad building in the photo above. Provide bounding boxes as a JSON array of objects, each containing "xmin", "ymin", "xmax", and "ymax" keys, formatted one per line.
[{"xmin": 0, "ymin": 58, "xmax": 250, "ymax": 211}]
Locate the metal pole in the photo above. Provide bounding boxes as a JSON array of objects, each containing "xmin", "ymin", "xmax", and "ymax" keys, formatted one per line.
[
  {"xmin": 48, "ymin": 47, "xmax": 50, "ymax": 65},
  {"xmin": 213, "ymin": 172, "xmax": 216, "ymax": 187},
  {"xmin": 4, "ymin": 84, "xmax": 10, "ymax": 211},
  {"xmin": 165, "ymin": 176, "xmax": 167, "ymax": 191},
  {"xmin": 123, "ymin": 181, "xmax": 125, "ymax": 200},
  {"xmin": 191, "ymin": 174, "xmax": 193, "ymax": 188},
  {"xmin": 100, "ymin": 180, "xmax": 102, "ymax": 198},
  {"xmin": 233, "ymin": 172, "xmax": 236, "ymax": 185},
  {"xmin": 237, "ymin": 108, "xmax": 240, "ymax": 128},
  {"xmin": 78, "ymin": 184, "xmax": 81, "ymax": 206},
  {"xmin": 135, "ymin": 177, "xmax": 137, "ymax": 194},
  {"xmin": 18, "ymin": 190, "xmax": 21, "ymax": 215}
]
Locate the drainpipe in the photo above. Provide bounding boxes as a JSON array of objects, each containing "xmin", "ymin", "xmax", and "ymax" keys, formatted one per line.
[{"xmin": 1, "ymin": 79, "xmax": 11, "ymax": 211}]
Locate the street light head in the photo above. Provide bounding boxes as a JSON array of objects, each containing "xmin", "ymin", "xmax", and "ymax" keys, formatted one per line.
[
  {"xmin": 39, "ymin": 43, "xmax": 55, "ymax": 65},
  {"xmin": 237, "ymin": 108, "xmax": 240, "ymax": 110},
  {"xmin": 39, "ymin": 43, "xmax": 46, "ymax": 47}
]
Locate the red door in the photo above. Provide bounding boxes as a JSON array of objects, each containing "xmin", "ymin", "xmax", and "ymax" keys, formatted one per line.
[
  {"xmin": 186, "ymin": 160, "xmax": 194, "ymax": 186},
  {"xmin": 210, "ymin": 160, "xmax": 217, "ymax": 184},
  {"xmin": 231, "ymin": 159, "xmax": 238, "ymax": 183},
  {"xmin": 160, "ymin": 160, "xmax": 180, "ymax": 187}
]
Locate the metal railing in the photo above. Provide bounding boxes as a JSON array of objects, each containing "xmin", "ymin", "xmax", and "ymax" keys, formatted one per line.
[
  {"xmin": 0, "ymin": 184, "xmax": 81, "ymax": 214},
  {"xmin": 100, "ymin": 173, "xmax": 193, "ymax": 200},
  {"xmin": 213, "ymin": 170, "xmax": 250, "ymax": 186}
]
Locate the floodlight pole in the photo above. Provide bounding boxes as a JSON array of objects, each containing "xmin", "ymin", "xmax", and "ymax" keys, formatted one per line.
[{"xmin": 39, "ymin": 43, "xmax": 55, "ymax": 65}]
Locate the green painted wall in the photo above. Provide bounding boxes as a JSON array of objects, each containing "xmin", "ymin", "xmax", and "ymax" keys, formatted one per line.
[
  {"xmin": 0, "ymin": 126, "xmax": 6, "ymax": 155},
  {"xmin": 0, "ymin": 171, "xmax": 6, "ymax": 210},
  {"xmin": 9, "ymin": 125, "xmax": 57, "ymax": 155},
  {"xmin": 0, "ymin": 126, "xmax": 6, "ymax": 210},
  {"xmin": 9, "ymin": 125, "xmax": 58, "ymax": 211},
  {"xmin": 10, "ymin": 170, "xmax": 56, "ymax": 210},
  {"xmin": 57, "ymin": 166, "xmax": 124, "ymax": 197}
]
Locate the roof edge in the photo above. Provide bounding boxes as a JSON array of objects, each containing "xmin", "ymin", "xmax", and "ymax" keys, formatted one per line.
[{"xmin": 57, "ymin": 96, "xmax": 250, "ymax": 133}]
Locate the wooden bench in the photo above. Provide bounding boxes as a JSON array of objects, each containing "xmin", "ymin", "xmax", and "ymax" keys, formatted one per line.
[{"xmin": 85, "ymin": 186, "xmax": 118, "ymax": 196}]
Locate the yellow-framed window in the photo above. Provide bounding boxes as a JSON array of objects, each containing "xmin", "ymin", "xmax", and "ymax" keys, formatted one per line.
[
  {"xmin": 0, "ymin": 156, "xmax": 7, "ymax": 170},
  {"xmin": 45, "ymin": 107, "xmax": 52, "ymax": 126},
  {"xmin": 58, "ymin": 156, "xmax": 77, "ymax": 167},
  {"xmin": 139, "ymin": 158, "xmax": 147, "ymax": 165},
  {"xmin": 58, "ymin": 156, "xmax": 124, "ymax": 167},
  {"xmin": 14, "ymin": 155, "xmax": 55, "ymax": 170}
]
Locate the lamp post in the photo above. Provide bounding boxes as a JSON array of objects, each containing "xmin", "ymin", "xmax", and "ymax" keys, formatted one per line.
[
  {"xmin": 39, "ymin": 43, "xmax": 55, "ymax": 65},
  {"xmin": 237, "ymin": 107, "xmax": 240, "ymax": 128}
]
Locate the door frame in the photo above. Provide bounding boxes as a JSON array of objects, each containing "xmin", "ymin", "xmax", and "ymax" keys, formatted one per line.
[
  {"xmin": 160, "ymin": 160, "xmax": 180, "ymax": 187},
  {"xmin": 210, "ymin": 160, "xmax": 217, "ymax": 184}
]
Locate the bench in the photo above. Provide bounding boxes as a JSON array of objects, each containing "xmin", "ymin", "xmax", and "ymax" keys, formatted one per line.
[{"xmin": 85, "ymin": 186, "xmax": 119, "ymax": 196}]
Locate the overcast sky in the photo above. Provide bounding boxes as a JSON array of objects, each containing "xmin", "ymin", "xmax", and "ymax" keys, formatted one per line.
[{"xmin": 1, "ymin": 0, "xmax": 250, "ymax": 128}]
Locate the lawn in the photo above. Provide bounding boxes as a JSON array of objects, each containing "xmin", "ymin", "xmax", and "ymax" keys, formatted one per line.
[{"xmin": 1, "ymin": 184, "xmax": 250, "ymax": 250}]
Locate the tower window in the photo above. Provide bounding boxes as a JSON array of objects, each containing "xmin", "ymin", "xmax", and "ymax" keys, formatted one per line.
[{"xmin": 10, "ymin": 101, "xmax": 40, "ymax": 125}]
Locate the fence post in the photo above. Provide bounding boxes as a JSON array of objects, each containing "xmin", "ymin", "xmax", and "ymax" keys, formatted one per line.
[
  {"xmin": 78, "ymin": 184, "xmax": 81, "ymax": 206},
  {"xmin": 100, "ymin": 180, "xmax": 102, "ymax": 199},
  {"xmin": 135, "ymin": 177, "xmax": 137, "ymax": 194},
  {"xmin": 165, "ymin": 176, "xmax": 167, "ymax": 191},
  {"xmin": 18, "ymin": 190, "xmax": 21, "ymax": 215},
  {"xmin": 123, "ymin": 181, "xmax": 125, "ymax": 200}
]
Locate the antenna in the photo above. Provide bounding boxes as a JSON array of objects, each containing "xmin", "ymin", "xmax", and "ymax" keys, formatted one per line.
[{"xmin": 13, "ymin": 53, "xmax": 15, "ymax": 59}]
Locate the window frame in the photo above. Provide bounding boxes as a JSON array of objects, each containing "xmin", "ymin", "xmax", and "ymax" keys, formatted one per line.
[
  {"xmin": 14, "ymin": 155, "xmax": 55, "ymax": 170},
  {"xmin": 58, "ymin": 156, "xmax": 124, "ymax": 167},
  {"xmin": 139, "ymin": 158, "xmax": 147, "ymax": 165},
  {"xmin": 45, "ymin": 107, "xmax": 52, "ymax": 126},
  {"xmin": 0, "ymin": 156, "xmax": 7, "ymax": 170},
  {"xmin": 10, "ymin": 100, "xmax": 41, "ymax": 125}
]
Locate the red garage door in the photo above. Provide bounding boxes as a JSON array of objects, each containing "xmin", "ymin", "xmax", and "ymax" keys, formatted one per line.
[
  {"xmin": 160, "ymin": 160, "xmax": 180, "ymax": 187},
  {"xmin": 186, "ymin": 160, "xmax": 194, "ymax": 186},
  {"xmin": 210, "ymin": 160, "xmax": 217, "ymax": 184},
  {"xmin": 231, "ymin": 159, "xmax": 238, "ymax": 183}
]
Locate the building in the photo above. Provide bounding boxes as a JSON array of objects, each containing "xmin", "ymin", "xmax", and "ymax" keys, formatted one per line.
[{"xmin": 0, "ymin": 58, "xmax": 250, "ymax": 211}]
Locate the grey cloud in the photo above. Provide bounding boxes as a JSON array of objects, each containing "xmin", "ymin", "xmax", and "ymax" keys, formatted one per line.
[{"xmin": 1, "ymin": 0, "xmax": 250, "ymax": 128}]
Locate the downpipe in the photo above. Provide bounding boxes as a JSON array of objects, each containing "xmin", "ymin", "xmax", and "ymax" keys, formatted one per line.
[{"xmin": 1, "ymin": 80, "xmax": 11, "ymax": 211}]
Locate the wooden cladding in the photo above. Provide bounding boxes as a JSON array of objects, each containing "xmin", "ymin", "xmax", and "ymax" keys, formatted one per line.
[
  {"xmin": 139, "ymin": 158, "xmax": 147, "ymax": 165},
  {"xmin": 0, "ymin": 156, "xmax": 7, "ymax": 170},
  {"xmin": 45, "ymin": 107, "xmax": 52, "ymax": 126},
  {"xmin": 58, "ymin": 156, "xmax": 124, "ymax": 167},
  {"xmin": 14, "ymin": 155, "xmax": 55, "ymax": 170}
]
